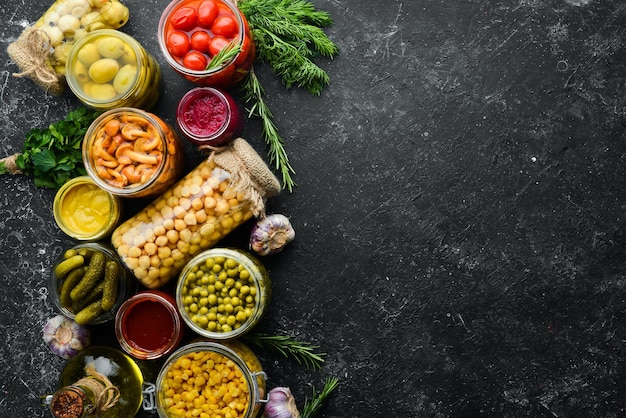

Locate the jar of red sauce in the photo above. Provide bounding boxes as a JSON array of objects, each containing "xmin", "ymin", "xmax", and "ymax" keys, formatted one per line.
[
  {"xmin": 115, "ymin": 290, "xmax": 184, "ymax": 360},
  {"xmin": 176, "ymin": 87, "xmax": 243, "ymax": 146},
  {"xmin": 158, "ymin": 0, "xmax": 256, "ymax": 88}
]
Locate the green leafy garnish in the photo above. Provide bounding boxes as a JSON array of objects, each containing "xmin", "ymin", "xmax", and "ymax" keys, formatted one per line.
[
  {"xmin": 206, "ymin": 42, "xmax": 243, "ymax": 70},
  {"xmin": 242, "ymin": 69, "xmax": 296, "ymax": 192},
  {"xmin": 301, "ymin": 377, "xmax": 339, "ymax": 418},
  {"xmin": 243, "ymin": 332, "xmax": 326, "ymax": 370},
  {"xmin": 238, "ymin": 0, "xmax": 338, "ymax": 191},
  {"xmin": 0, "ymin": 107, "xmax": 101, "ymax": 189},
  {"xmin": 238, "ymin": 0, "xmax": 338, "ymax": 95}
]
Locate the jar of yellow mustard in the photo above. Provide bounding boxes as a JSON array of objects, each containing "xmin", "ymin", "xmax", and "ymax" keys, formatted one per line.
[{"xmin": 53, "ymin": 176, "xmax": 121, "ymax": 241}]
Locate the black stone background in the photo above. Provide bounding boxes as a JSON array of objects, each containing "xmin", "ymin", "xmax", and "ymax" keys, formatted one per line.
[{"xmin": 1, "ymin": 0, "xmax": 626, "ymax": 417}]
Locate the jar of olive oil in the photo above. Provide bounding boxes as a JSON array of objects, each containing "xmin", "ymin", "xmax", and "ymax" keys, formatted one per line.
[
  {"xmin": 40, "ymin": 346, "xmax": 145, "ymax": 418},
  {"xmin": 65, "ymin": 29, "xmax": 161, "ymax": 111}
]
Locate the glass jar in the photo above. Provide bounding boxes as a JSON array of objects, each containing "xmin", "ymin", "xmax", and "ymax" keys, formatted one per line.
[
  {"xmin": 149, "ymin": 341, "xmax": 267, "ymax": 418},
  {"xmin": 53, "ymin": 176, "xmax": 121, "ymax": 241},
  {"xmin": 111, "ymin": 138, "xmax": 280, "ymax": 288},
  {"xmin": 65, "ymin": 29, "xmax": 162, "ymax": 111},
  {"xmin": 83, "ymin": 108, "xmax": 185, "ymax": 198},
  {"xmin": 176, "ymin": 248, "xmax": 270, "ymax": 339},
  {"xmin": 40, "ymin": 346, "xmax": 145, "ymax": 418},
  {"xmin": 115, "ymin": 290, "xmax": 184, "ymax": 360},
  {"xmin": 177, "ymin": 87, "xmax": 243, "ymax": 147},
  {"xmin": 158, "ymin": 0, "xmax": 256, "ymax": 88},
  {"xmin": 49, "ymin": 242, "xmax": 134, "ymax": 325}
]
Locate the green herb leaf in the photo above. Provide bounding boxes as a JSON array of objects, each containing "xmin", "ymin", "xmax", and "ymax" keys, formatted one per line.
[
  {"xmin": 301, "ymin": 377, "xmax": 339, "ymax": 418},
  {"xmin": 241, "ymin": 68, "xmax": 296, "ymax": 191},
  {"xmin": 243, "ymin": 332, "xmax": 325, "ymax": 370},
  {"xmin": 239, "ymin": 0, "xmax": 338, "ymax": 95},
  {"xmin": 0, "ymin": 107, "xmax": 100, "ymax": 188},
  {"xmin": 206, "ymin": 42, "xmax": 243, "ymax": 70}
]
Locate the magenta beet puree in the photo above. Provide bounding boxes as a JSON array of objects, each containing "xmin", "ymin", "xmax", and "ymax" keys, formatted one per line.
[{"xmin": 176, "ymin": 87, "xmax": 243, "ymax": 146}]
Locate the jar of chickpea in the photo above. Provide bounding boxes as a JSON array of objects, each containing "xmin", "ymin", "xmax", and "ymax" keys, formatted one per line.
[
  {"xmin": 111, "ymin": 138, "xmax": 281, "ymax": 288},
  {"xmin": 83, "ymin": 108, "xmax": 185, "ymax": 198},
  {"xmin": 149, "ymin": 341, "xmax": 267, "ymax": 418}
]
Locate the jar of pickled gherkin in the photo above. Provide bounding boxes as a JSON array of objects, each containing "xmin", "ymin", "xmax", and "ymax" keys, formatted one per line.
[
  {"xmin": 111, "ymin": 138, "xmax": 280, "ymax": 288},
  {"xmin": 83, "ymin": 108, "xmax": 185, "ymax": 198},
  {"xmin": 66, "ymin": 29, "xmax": 162, "ymax": 111}
]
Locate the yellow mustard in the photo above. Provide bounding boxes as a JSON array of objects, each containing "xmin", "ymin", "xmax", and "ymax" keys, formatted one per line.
[{"xmin": 54, "ymin": 176, "xmax": 121, "ymax": 240}]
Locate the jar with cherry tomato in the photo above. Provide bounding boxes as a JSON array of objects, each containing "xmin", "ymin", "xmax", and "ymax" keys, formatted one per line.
[{"xmin": 158, "ymin": 0, "xmax": 256, "ymax": 88}]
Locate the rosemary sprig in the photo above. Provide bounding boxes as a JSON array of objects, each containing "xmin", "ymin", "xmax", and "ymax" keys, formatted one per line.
[
  {"xmin": 242, "ymin": 332, "xmax": 325, "ymax": 369},
  {"xmin": 241, "ymin": 68, "xmax": 296, "ymax": 191},
  {"xmin": 301, "ymin": 377, "xmax": 339, "ymax": 418},
  {"xmin": 206, "ymin": 42, "xmax": 242, "ymax": 70}
]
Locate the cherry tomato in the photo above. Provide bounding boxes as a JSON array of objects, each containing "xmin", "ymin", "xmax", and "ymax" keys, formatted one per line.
[
  {"xmin": 170, "ymin": 7, "xmax": 198, "ymax": 31},
  {"xmin": 190, "ymin": 31, "xmax": 211, "ymax": 53},
  {"xmin": 183, "ymin": 50, "xmax": 208, "ymax": 71},
  {"xmin": 197, "ymin": 0, "xmax": 218, "ymax": 28},
  {"xmin": 167, "ymin": 31, "xmax": 191, "ymax": 57},
  {"xmin": 211, "ymin": 15, "xmax": 238, "ymax": 37},
  {"xmin": 208, "ymin": 35, "xmax": 230, "ymax": 57}
]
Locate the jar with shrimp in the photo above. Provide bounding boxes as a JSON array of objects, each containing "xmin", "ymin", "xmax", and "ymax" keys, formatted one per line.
[
  {"xmin": 83, "ymin": 108, "xmax": 185, "ymax": 198},
  {"xmin": 111, "ymin": 138, "xmax": 280, "ymax": 289}
]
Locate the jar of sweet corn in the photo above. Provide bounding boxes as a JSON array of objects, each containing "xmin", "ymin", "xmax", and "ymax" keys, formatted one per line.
[
  {"xmin": 149, "ymin": 341, "xmax": 267, "ymax": 418},
  {"xmin": 66, "ymin": 29, "xmax": 162, "ymax": 111},
  {"xmin": 111, "ymin": 138, "xmax": 280, "ymax": 288}
]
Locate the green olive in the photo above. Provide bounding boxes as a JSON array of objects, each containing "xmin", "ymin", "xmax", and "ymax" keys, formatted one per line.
[
  {"xmin": 89, "ymin": 83, "xmax": 117, "ymax": 101},
  {"xmin": 77, "ymin": 43, "xmax": 101, "ymax": 67},
  {"xmin": 113, "ymin": 64, "xmax": 137, "ymax": 94},
  {"xmin": 96, "ymin": 36, "xmax": 126, "ymax": 59},
  {"xmin": 88, "ymin": 58, "xmax": 119, "ymax": 84}
]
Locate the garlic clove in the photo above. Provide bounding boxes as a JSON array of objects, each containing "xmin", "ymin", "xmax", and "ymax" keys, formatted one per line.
[
  {"xmin": 43, "ymin": 315, "xmax": 90, "ymax": 359},
  {"xmin": 264, "ymin": 386, "xmax": 301, "ymax": 418},
  {"xmin": 249, "ymin": 214, "xmax": 296, "ymax": 256}
]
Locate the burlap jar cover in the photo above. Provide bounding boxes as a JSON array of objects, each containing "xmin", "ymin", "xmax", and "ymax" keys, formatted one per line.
[
  {"xmin": 111, "ymin": 138, "xmax": 281, "ymax": 289},
  {"xmin": 7, "ymin": 27, "xmax": 65, "ymax": 95}
]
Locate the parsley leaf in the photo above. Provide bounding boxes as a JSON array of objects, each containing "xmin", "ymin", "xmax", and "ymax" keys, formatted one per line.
[{"xmin": 1, "ymin": 107, "xmax": 100, "ymax": 189}]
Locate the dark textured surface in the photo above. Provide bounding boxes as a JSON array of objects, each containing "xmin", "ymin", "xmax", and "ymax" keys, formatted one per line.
[{"xmin": 2, "ymin": 0, "xmax": 626, "ymax": 417}]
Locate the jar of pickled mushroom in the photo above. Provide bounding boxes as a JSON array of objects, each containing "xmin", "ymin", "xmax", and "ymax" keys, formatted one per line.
[
  {"xmin": 66, "ymin": 29, "xmax": 162, "ymax": 110},
  {"xmin": 147, "ymin": 341, "xmax": 267, "ymax": 418},
  {"xmin": 111, "ymin": 138, "xmax": 280, "ymax": 288},
  {"xmin": 83, "ymin": 108, "xmax": 185, "ymax": 198}
]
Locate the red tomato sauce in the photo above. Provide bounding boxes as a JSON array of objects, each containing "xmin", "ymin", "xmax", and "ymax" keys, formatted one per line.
[{"xmin": 122, "ymin": 300, "xmax": 175, "ymax": 351}]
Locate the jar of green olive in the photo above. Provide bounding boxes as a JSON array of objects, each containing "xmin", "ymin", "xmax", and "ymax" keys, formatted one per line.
[
  {"xmin": 176, "ymin": 248, "xmax": 271, "ymax": 340},
  {"xmin": 66, "ymin": 29, "xmax": 162, "ymax": 111},
  {"xmin": 111, "ymin": 138, "xmax": 280, "ymax": 289}
]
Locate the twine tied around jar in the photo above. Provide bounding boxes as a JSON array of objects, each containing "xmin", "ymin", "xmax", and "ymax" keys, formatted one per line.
[
  {"xmin": 7, "ymin": 27, "xmax": 65, "ymax": 95},
  {"xmin": 201, "ymin": 138, "xmax": 281, "ymax": 218},
  {"xmin": 75, "ymin": 363, "xmax": 121, "ymax": 415}
]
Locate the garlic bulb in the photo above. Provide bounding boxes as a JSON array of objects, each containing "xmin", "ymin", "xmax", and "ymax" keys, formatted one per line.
[
  {"xmin": 264, "ymin": 387, "xmax": 301, "ymax": 418},
  {"xmin": 249, "ymin": 214, "xmax": 295, "ymax": 256},
  {"xmin": 43, "ymin": 315, "xmax": 90, "ymax": 359}
]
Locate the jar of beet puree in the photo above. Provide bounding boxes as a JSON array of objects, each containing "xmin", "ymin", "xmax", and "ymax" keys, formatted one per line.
[
  {"xmin": 115, "ymin": 290, "xmax": 184, "ymax": 360},
  {"xmin": 176, "ymin": 87, "xmax": 243, "ymax": 147}
]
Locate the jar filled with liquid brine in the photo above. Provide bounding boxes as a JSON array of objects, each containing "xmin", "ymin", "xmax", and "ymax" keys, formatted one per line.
[
  {"xmin": 111, "ymin": 138, "xmax": 280, "ymax": 289},
  {"xmin": 40, "ymin": 346, "xmax": 145, "ymax": 418}
]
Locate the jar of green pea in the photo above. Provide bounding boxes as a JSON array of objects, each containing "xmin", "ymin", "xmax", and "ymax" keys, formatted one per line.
[{"xmin": 175, "ymin": 248, "xmax": 271, "ymax": 340}]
